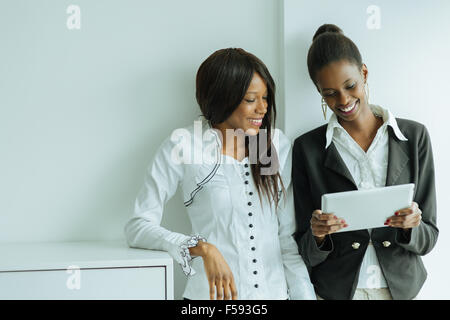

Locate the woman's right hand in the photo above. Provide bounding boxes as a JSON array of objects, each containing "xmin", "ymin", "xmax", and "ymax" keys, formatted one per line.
[
  {"xmin": 190, "ymin": 241, "xmax": 238, "ymax": 300},
  {"xmin": 310, "ymin": 209, "xmax": 348, "ymax": 245}
]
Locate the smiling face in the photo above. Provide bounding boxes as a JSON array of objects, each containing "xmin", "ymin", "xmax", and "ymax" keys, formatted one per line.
[
  {"xmin": 215, "ymin": 72, "xmax": 268, "ymax": 136},
  {"xmin": 316, "ymin": 60, "xmax": 368, "ymax": 123}
]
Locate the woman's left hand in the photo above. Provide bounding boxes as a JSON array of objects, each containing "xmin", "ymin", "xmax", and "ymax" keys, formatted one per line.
[{"xmin": 385, "ymin": 201, "xmax": 422, "ymax": 230}]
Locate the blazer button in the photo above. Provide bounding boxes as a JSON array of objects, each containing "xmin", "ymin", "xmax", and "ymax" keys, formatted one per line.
[
  {"xmin": 382, "ymin": 241, "xmax": 391, "ymax": 248},
  {"xmin": 352, "ymin": 242, "xmax": 360, "ymax": 250}
]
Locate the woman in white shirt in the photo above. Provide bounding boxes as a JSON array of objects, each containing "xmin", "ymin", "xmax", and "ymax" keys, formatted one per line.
[{"xmin": 124, "ymin": 48, "xmax": 315, "ymax": 300}]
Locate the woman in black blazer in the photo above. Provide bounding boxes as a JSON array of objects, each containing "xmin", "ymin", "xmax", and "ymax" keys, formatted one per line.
[{"xmin": 292, "ymin": 24, "xmax": 438, "ymax": 300}]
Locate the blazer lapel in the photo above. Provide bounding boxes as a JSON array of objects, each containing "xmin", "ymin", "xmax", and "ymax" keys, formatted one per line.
[
  {"xmin": 385, "ymin": 128, "xmax": 410, "ymax": 186},
  {"xmin": 324, "ymin": 142, "xmax": 357, "ymax": 188}
]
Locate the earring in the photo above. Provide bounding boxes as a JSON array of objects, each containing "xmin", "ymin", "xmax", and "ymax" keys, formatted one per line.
[
  {"xmin": 364, "ymin": 82, "xmax": 370, "ymax": 105},
  {"xmin": 321, "ymin": 97, "xmax": 328, "ymax": 120}
]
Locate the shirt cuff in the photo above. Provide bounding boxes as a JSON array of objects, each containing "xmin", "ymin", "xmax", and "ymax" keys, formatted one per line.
[
  {"xmin": 179, "ymin": 234, "xmax": 207, "ymax": 276},
  {"xmin": 395, "ymin": 228, "xmax": 412, "ymax": 244},
  {"xmin": 316, "ymin": 234, "xmax": 333, "ymax": 251}
]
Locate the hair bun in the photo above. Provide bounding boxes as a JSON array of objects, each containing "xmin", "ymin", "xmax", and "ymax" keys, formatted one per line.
[{"xmin": 312, "ymin": 24, "xmax": 343, "ymax": 41}]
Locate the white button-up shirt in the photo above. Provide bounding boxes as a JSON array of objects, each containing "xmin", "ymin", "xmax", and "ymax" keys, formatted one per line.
[
  {"xmin": 124, "ymin": 117, "xmax": 315, "ymax": 300},
  {"xmin": 325, "ymin": 105, "xmax": 408, "ymax": 289}
]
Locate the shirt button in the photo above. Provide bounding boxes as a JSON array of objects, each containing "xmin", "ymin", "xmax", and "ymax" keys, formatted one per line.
[
  {"xmin": 244, "ymin": 164, "xmax": 249, "ymax": 168},
  {"xmin": 253, "ymin": 259, "xmax": 257, "ymax": 263},
  {"xmin": 245, "ymin": 181, "xmax": 249, "ymax": 185},
  {"xmin": 253, "ymin": 271, "xmax": 257, "ymax": 275},
  {"xmin": 251, "ymin": 247, "xmax": 256, "ymax": 251},
  {"xmin": 352, "ymin": 242, "xmax": 360, "ymax": 250},
  {"xmin": 248, "ymin": 202, "xmax": 252, "ymax": 206},
  {"xmin": 249, "ymin": 224, "xmax": 253, "ymax": 228},
  {"xmin": 248, "ymin": 212, "xmax": 252, "ymax": 217},
  {"xmin": 245, "ymin": 172, "xmax": 250, "ymax": 176},
  {"xmin": 250, "ymin": 236, "xmax": 254, "ymax": 240},
  {"xmin": 249, "ymin": 192, "xmax": 253, "ymax": 196},
  {"xmin": 254, "ymin": 284, "xmax": 259, "ymax": 288}
]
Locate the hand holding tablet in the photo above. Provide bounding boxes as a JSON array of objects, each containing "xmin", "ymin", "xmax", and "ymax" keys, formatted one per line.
[
  {"xmin": 318, "ymin": 184, "xmax": 416, "ymax": 234},
  {"xmin": 384, "ymin": 200, "xmax": 422, "ymax": 230},
  {"xmin": 310, "ymin": 210, "xmax": 348, "ymax": 243}
]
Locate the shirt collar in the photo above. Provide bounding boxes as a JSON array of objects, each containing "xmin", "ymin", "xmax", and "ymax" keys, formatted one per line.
[{"xmin": 325, "ymin": 104, "xmax": 408, "ymax": 149}]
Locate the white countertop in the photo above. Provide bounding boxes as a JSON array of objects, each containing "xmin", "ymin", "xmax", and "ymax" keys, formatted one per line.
[{"xmin": 0, "ymin": 240, "xmax": 173, "ymax": 272}]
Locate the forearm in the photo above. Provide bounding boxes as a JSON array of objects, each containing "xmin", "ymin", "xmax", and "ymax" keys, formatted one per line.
[
  {"xmin": 297, "ymin": 228, "xmax": 333, "ymax": 267},
  {"xmin": 124, "ymin": 216, "xmax": 190, "ymax": 251},
  {"xmin": 395, "ymin": 221, "xmax": 438, "ymax": 256},
  {"xmin": 279, "ymin": 234, "xmax": 316, "ymax": 300}
]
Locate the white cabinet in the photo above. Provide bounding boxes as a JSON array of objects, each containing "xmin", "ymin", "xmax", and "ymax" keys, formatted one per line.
[{"xmin": 0, "ymin": 240, "xmax": 173, "ymax": 300}]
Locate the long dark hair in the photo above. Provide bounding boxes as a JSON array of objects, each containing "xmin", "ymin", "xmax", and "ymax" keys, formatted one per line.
[
  {"xmin": 196, "ymin": 48, "xmax": 285, "ymax": 208},
  {"xmin": 307, "ymin": 24, "xmax": 363, "ymax": 84}
]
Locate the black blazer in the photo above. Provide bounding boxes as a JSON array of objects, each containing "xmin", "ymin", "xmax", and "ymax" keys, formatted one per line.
[{"xmin": 292, "ymin": 118, "xmax": 438, "ymax": 300}]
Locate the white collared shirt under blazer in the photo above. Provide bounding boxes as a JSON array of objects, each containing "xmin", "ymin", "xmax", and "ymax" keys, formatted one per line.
[
  {"xmin": 325, "ymin": 104, "xmax": 408, "ymax": 289},
  {"xmin": 124, "ymin": 117, "xmax": 315, "ymax": 300}
]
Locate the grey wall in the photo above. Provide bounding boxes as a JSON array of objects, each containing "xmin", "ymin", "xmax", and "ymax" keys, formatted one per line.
[
  {"xmin": 0, "ymin": 0, "xmax": 282, "ymax": 300},
  {"xmin": 283, "ymin": 0, "xmax": 450, "ymax": 299},
  {"xmin": 1, "ymin": 0, "xmax": 448, "ymax": 299}
]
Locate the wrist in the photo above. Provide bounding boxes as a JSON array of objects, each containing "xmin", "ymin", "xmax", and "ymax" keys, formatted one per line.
[
  {"xmin": 314, "ymin": 235, "xmax": 325, "ymax": 245},
  {"xmin": 197, "ymin": 241, "xmax": 211, "ymax": 257},
  {"xmin": 189, "ymin": 240, "xmax": 211, "ymax": 257}
]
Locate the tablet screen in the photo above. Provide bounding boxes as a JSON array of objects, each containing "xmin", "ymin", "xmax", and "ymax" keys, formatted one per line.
[{"xmin": 321, "ymin": 183, "xmax": 415, "ymax": 233}]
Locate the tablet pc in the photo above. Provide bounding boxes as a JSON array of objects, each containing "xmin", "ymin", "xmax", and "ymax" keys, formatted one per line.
[{"xmin": 321, "ymin": 183, "xmax": 415, "ymax": 233}]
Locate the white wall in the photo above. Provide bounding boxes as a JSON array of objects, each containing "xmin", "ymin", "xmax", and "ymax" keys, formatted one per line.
[
  {"xmin": 1, "ymin": 0, "xmax": 447, "ymax": 300},
  {"xmin": 282, "ymin": 0, "xmax": 450, "ymax": 299},
  {"xmin": 0, "ymin": 0, "xmax": 282, "ymax": 299}
]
